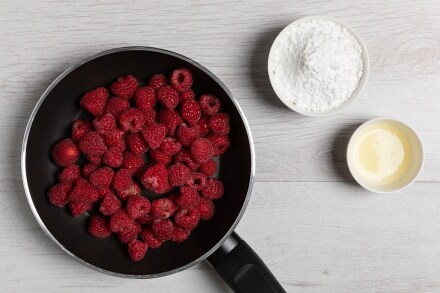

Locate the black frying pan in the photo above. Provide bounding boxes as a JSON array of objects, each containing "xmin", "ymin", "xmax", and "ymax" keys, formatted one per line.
[{"xmin": 21, "ymin": 47, "xmax": 286, "ymax": 293}]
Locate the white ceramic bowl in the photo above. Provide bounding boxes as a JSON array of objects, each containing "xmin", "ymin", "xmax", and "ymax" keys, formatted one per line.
[
  {"xmin": 346, "ymin": 118, "xmax": 424, "ymax": 194},
  {"xmin": 268, "ymin": 15, "xmax": 369, "ymax": 117}
]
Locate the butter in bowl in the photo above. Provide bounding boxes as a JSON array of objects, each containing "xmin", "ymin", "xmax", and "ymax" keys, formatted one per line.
[{"xmin": 346, "ymin": 118, "xmax": 424, "ymax": 194}]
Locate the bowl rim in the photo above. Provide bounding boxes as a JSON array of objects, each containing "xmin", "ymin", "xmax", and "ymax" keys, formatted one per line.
[
  {"xmin": 267, "ymin": 15, "xmax": 370, "ymax": 117},
  {"xmin": 346, "ymin": 117, "xmax": 425, "ymax": 194}
]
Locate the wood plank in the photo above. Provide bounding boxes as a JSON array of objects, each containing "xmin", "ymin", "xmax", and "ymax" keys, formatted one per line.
[
  {"xmin": 2, "ymin": 182, "xmax": 440, "ymax": 292},
  {"xmin": 0, "ymin": 1, "xmax": 439, "ymax": 183},
  {"xmin": 0, "ymin": 0, "xmax": 439, "ymax": 292}
]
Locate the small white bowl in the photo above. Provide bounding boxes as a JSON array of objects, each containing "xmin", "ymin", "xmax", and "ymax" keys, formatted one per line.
[
  {"xmin": 346, "ymin": 118, "xmax": 424, "ymax": 194},
  {"xmin": 268, "ymin": 15, "xmax": 369, "ymax": 117}
]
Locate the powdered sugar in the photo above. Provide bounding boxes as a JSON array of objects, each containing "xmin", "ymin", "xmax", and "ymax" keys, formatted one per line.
[{"xmin": 269, "ymin": 18, "xmax": 364, "ymax": 112}]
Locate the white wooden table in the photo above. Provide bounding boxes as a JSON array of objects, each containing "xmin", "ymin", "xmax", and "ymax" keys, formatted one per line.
[{"xmin": 1, "ymin": 1, "xmax": 439, "ymax": 292}]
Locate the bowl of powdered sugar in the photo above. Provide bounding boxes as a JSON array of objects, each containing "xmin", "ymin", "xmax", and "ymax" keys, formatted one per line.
[{"xmin": 268, "ymin": 16, "xmax": 369, "ymax": 116}]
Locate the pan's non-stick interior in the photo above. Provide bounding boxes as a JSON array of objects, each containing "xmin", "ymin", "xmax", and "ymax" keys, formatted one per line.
[{"xmin": 24, "ymin": 48, "xmax": 253, "ymax": 276}]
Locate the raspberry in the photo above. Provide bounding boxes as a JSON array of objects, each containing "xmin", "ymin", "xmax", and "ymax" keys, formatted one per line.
[
  {"xmin": 201, "ymin": 178, "xmax": 224, "ymax": 200},
  {"xmin": 197, "ymin": 117, "xmax": 210, "ymax": 137},
  {"xmin": 179, "ymin": 89, "xmax": 195, "ymax": 103},
  {"xmin": 122, "ymin": 152, "xmax": 144, "ymax": 175},
  {"xmin": 117, "ymin": 181, "xmax": 141, "ymax": 200},
  {"xmin": 134, "ymin": 87, "xmax": 156, "ymax": 112},
  {"xmin": 58, "ymin": 164, "xmax": 81, "ymax": 183},
  {"xmin": 126, "ymin": 133, "xmax": 149, "ymax": 156},
  {"xmin": 69, "ymin": 201, "xmax": 93, "ymax": 217},
  {"xmin": 168, "ymin": 163, "xmax": 191, "ymax": 187},
  {"xmin": 190, "ymin": 138, "xmax": 214, "ymax": 163},
  {"xmin": 198, "ymin": 159, "xmax": 217, "ymax": 176},
  {"xmin": 207, "ymin": 134, "xmax": 230, "ymax": 156},
  {"xmin": 140, "ymin": 227, "xmax": 163, "ymax": 249},
  {"xmin": 88, "ymin": 215, "xmax": 112, "ymax": 239},
  {"xmin": 119, "ymin": 108, "xmax": 145, "ymax": 133},
  {"xmin": 89, "ymin": 167, "xmax": 114, "ymax": 189},
  {"xmin": 93, "ymin": 113, "xmax": 116, "ymax": 135},
  {"xmin": 186, "ymin": 172, "xmax": 207, "ymax": 191},
  {"xmin": 150, "ymin": 198, "xmax": 178, "ymax": 219},
  {"xmin": 80, "ymin": 87, "xmax": 109, "ymax": 117},
  {"xmin": 141, "ymin": 163, "xmax": 171, "ymax": 194},
  {"xmin": 113, "ymin": 169, "xmax": 133, "ymax": 192},
  {"xmin": 143, "ymin": 109, "xmax": 157, "ymax": 125},
  {"xmin": 157, "ymin": 85, "xmax": 179, "ymax": 109},
  {"xmin": 103, "ymin": 129, "xmax": 126, "ymax": 151},
  {"xmin": 209, "ymin": 113, "xmax": 230, "ymax": 135},
  {"xmin": 152, "ymin": 219, "xmax": 174, "ymax": 241},
  {"xmin": 174, "ymin": 209, "xmax": 200, "ymax": 230},
  {"xmin": 141, "ymin": 123, "xmax": 166, "ymax": 149},
  {"xmin": 199, "ymin": 94, "xmax": 221, "ymax": 116},
  {"xmin": 176, "ymin": 123, "xmax": 200, "ymax": 147},
  {"xmin": 148, "ymin": 74, "xmax": 167, "ymax": 90},
  {"xmin": 46, "ymin": 69, "xmax": 232, "ymax": 260},
  {"xmin": 160, "ymin": 137, "xmax": 182, "ymax": 156},
  {"xmin": 47, "ymin": 182, "xmax": 71, "ymax": 207},
  {"xmin": 171, "ymin": 68, "xmax": 193, "ymax": 92},
  {"xmin": 98, "ymin": 188, "xmax": 112, "ymax": 199},
  {"xmin": 71, "ymin": 119, "xmax": 92, "ymax": 141},
  {"xmin": 85, "ymin": 154, "xmax": 102, "ymax": 165},
  {"xmin": 176, "ymin": 186, "xmax": 200, "ymax": 209},
  {"xmin": 181, "ymin": 99, "xmax": 201, "ymax": 126},
  {"xmin": 99, "ymin": 192, "xmax": 121, "ymax": 216},
  {"xmin": 135, "ymin": 164, "xmax": 150, "ymax": 181},
  {"xmin": 109, "ymin": 210, "xmax": 136, "ymax": 233},
  {"xmin": 174, "ymin": 149, "xmax": 200, "ymax": 171},
  {"xmin": 197, "ymin": 198, "xmax": 215, "ymax": 220},
  {"xmin": 51, "ymin": 138, "xmax": 80, "ymax": 167},
  {"xmin": 149, "ymin": 149, "xmax": 172, "ymax": 165},
  {"xmin": 102, "ymin": 147, "xmax": 123, "ymax": 168},
  {"xmin": 167, "ymin": 192, "xmax": 178, "ymax": 202},
  {"xmin": 118, "ymin": 223, "xmax": 142, "ymax": 244},
  {"xmin": 79, "ymin": 131, "xmax": 107, "ymax": 156},
  {"xmin": 126, "ymin": 195, "xmax": 151, "ymax": 219},
  {"xmin": 105, "ymin": 97, "xmax": 130, "ymax": 118},
  {"xmin": 82, "ymin": 163, "xmax": 98, "ymax": 179},
  {"xmin": 111, "ymin": 75, "xmax": 138, "ymax": 99},
  {"xmin": 172, "ymin": 227, "xmax": 190, "ymax": 243},
  {"xmin": 136, "ymin": 214, "xmax": 153, "ymax": 225},
  {"xmin": 157, "ymin": 109, "xmax": 182, "ymax": 136},
  {"xmin": 69, "ymin": 178, "xmax": 100, "ymax": 203},
  {"xmin": 128, "ymin": 239, "xmax": 148, "ymax": 261}
]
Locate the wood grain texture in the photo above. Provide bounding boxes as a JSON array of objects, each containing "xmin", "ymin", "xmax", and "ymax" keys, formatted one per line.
[{"xmin": 0, "ymin": 0, "xmax": 439, "ymax": 292}]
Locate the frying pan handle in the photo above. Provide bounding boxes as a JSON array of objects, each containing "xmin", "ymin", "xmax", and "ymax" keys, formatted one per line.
[{"xmin": 207, "ymin": 232, "xmax": 286, "ymax": 293}]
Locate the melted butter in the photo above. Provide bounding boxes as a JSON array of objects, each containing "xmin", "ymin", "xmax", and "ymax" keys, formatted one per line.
[{"xmin": 352, "ymin": 122, "xmax": 411, "ymax": 185}]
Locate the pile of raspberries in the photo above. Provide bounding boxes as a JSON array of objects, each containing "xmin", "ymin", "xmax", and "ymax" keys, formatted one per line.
[{"xmin": 47, "ymin": 68, "xmax": 231, "ymax": 261}]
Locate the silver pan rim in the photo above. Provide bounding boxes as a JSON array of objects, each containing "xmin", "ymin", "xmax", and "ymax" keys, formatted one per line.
[{"xmin": 21, "ymin": 46, "xmax": 256, "ymax": 279}]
